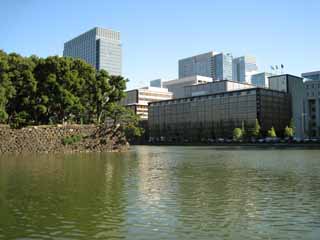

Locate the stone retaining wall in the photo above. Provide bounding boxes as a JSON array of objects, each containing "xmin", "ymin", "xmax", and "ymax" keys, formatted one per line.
[{"xmin": 0, "ymin": 125, "xmax": 128, "ymax": 154}]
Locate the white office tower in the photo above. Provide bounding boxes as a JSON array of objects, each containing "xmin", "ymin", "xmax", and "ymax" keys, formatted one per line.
[
  {"xmin": 179, "ymin": 51, "xmax": 233, "ymax": 81},
  {"xmin": 233, "ymin": 56, "xmax": 258, "ymax": 84},
  {"xmin": 63, "ymin": 27, "xmax": 122, "ymax": 76}
]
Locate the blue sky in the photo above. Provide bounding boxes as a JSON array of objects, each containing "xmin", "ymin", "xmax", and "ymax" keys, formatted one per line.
[{"xmin": 1, "ymin": 0, "xmax": 319, "ymax": 89}]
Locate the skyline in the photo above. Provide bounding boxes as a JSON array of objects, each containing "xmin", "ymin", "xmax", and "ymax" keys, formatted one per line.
[{"xmin": 1, "ymin": 0, "xmax": 319, "ymax": 89}]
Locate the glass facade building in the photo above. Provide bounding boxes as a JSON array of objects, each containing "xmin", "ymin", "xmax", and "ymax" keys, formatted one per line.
[
  {"xmin": 232, "ymin": 56, "xmax": 258, "ymax": 83},
  {"xmin": 178, "ymin": 51, "xmax": 233, "ymax": 81},
  {"xmin": 63, "ymin": 27, "xmax": 122, "ymax": 76},
  {"xmin": 149, "ymin": 88, "xmax": 291, "ymax": 141}
]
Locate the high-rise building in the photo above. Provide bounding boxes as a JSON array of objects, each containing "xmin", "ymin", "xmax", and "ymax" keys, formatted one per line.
[
  {"xmin": 251, "ymin": 72, "xmax": 274, "ymax": 87},
  {"xmin": 232, "ymin": 56, "xmax": 258, "ymax": 83},
  {"xmin": 178, "ymin": 51, "xmax": 233, "ymax": 81},
  {"xmin": 63, "ymin": 27, "xmax": 122, "ymax": 76},
  {"xmin": 302, "ymin": 71, "xmax": 320, "ymax": 81},
  {"xmin": 213, "ymin": 53, "xmax": 233, "ymax": 81}
]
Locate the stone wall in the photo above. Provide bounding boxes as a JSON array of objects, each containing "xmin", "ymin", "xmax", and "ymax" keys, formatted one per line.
[{"xmin": 0, "ymin": 124, "xmax": 128, "ymax": 154}]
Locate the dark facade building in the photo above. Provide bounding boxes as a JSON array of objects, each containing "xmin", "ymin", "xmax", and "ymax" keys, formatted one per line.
[{"xmin": 148, "ymin": 88, "xmax": 291, "ymax": 142}]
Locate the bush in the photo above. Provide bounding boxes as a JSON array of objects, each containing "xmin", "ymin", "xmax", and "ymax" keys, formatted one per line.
[
  {"xmin": 267, "ymin": 126, "xmax": 277, "ymax": 138},
  {"xmin": 62, "ymin": 134, "xmax": 84, "ymax": 145},
  {"xmin": 233, "ymin": 128, "xmax": 243, "ymax": 140},
  {"xmin": 9, "ymin": 111, "xmax": 30, "ymax": 129}
]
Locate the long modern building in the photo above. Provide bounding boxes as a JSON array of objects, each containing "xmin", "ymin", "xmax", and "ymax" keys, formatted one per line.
[
  {"xmin": 178, "ymin": 51, "xmax": 233, "ymax": 80},
  {"xmin": 120, "ymin": 86, "xmax": 173, "ymax": 120},
  {"xmin": 232, "ymin": 56, "xmax": 258, "ymax": 84},
  {"xmin": 63, "ymin": 27, "xmax": 122, "ymax": 76},
  {"xmin": 149, "ymin": 88, "xmax": 291, "ymax": 141}
]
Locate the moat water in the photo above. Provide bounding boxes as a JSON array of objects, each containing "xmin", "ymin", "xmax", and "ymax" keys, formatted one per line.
[{"xmin": 0, "ymin": 146, "xmax": 320, "ymax": 239}]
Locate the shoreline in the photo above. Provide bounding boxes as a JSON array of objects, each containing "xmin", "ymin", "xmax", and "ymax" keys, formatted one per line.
[
  {"xmin": 137, "ymin": 143, "xmax": 320, "ymax": 149},
  {"xmin": 0, "ymin": 124, "xmax": 128, "ymax": 154}
]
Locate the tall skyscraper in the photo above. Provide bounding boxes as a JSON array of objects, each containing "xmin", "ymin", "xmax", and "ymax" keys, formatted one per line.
[
  {"xmin": 63, "ymin": 27, "xmax": 122, "ymax": 76},
  {"xmin": 178, "ymin": 51, "xmax": 233, "ymax": 81},
  {"xmin": 232, "ymin": 56, "xmax": 258, "ymax": 83}
]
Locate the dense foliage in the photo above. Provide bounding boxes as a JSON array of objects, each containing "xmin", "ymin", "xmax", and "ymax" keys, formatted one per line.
[{"xmin": 0, "ymin": 50, "xmax": 139, "ymax": 134}]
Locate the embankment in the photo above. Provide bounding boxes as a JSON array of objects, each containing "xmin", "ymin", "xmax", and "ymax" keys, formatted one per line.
[{"xmin": 0, "ymin": 124, "xmax": 128, "ymax": 154}]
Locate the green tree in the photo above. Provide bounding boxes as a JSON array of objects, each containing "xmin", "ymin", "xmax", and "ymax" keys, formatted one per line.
[
  {"xmin": 251, "ymin": 119, "xmax": 261, "ymax": 138},
  {"xmin": 106, "ymin": 103, "xmax": 143, "ymax": 139},
  {"xmin": 267, "ymin": 126, "xmax": 277, "ymax": 138},
  {"xmin": 284, "ymin": 126, "xmax": 294, "ymax": 138},
  {"xmin": 6, "ymin": 53, "xmax": 37, "ymax": 126},
  {"xmin": 0, "ymin": 50, "xmax": 15, "ymax": 122},
  {"xmin": 108, "ymin": 75, "xmax": 127, "ymax": 102},
  {"xmin": 233, "ymin": 128, "xmax": 243, "ymax": 140}
]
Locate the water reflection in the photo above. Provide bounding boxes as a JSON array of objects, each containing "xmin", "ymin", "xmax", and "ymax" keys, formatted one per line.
[{"xmin": 0, "ymin": 147, "xmax": 320, "ymax": 239}]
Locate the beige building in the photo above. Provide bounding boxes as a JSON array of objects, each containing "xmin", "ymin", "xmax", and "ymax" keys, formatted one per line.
[
  {"xmin": 121, "ymin": 86, "xmax": 173, "ymax": 120},
  {"xmin": 163, "ymin": 75, "xmax": 212, "ymax": 98}
]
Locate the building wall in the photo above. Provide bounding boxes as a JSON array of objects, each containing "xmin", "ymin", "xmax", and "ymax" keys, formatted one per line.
[
  {"xmin": 163, "ymin": 76, "xmax": 212, "ymax": 98},
  {"xmin": 149, "ymin": 88, "xmax": 291, "ymax": 141},
  {"xmin": 178, "ymin": 52, "xmax": 232, "ymax": 81},
  {"xmin": 214, "ymin": 53, "xmax": 233, "ymax": 81},
  {"xmin": 184, "ymin": 80, "xmax": 254, "ymax": 97},
  {"xmin": 121, "ymin": 87, "xmax": 173, "ymax": 120},
  {"xmin": 63, "ymin": 28, "xmax": 97, "ymax": 67},
  {"xmin": 304, "ymin": 80, "xmax": 320, "ymax": 137},
  {"xmin": 269, "ymin": 75, "xmax": 306, "ymax": 138},
  {"xmin": 178, "ymin": 52, "xmax": 215, "ymax": 79},
  {"xmin": 232, "ymin": 56, "xmax": 258, "ymax": 83},
  {"xmin": 251, "ymin": 72, "xmax": 273, "ymax": 87},
  {"xmin": 302, "ymin": 71, "xmax": 320, "ymax": 81},
  {"xmin": 63, "ymin": 27, "xmax": 122, "ymax": 76}
]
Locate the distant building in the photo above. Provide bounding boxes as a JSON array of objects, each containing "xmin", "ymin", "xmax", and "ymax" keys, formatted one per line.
[
  {"xmin": 150, "ymin": 79, "xmax": 163, "ymax": 88},
  {"xmin": 184, "ymin": 80, "xmax": 255, "ymax": 97},
  {"xmin": 120, "ymin": 86, "xmax": 173, "ymax": 120},
  {"xmin": 251, "ymin": 72, "xmax": 274, "ymax": 87},
  {"xmin": 214, "ymin": 53, "xmax": 233, "ymax": 81},
  {"xmin": 232, "ymin": 56, "xmax": 258, "ymax": 84},
  {"xmin": 302, "ymin": 71, "xmax": 320, "ymax": 81},
  {"xmin": 63, "ymin": 27, "xmax": 122, "ymax": 76},
  {"xmin": 149, "ymin": 88, "xmax": 291, "ymax": 141},
  {"xmin": 304, "ymin": 79, "xmax": 320, "ymax": 137},
  {"xmin": 178, "ymin": 51, "xmax": 233, "ymax": 81},
  {"xmin": 163, "ymin": 75, "xmax": 212, "ymax": 98},
  {"xmin": 269, "ymin": 74, "xmax": 306, "ymax": 138}
]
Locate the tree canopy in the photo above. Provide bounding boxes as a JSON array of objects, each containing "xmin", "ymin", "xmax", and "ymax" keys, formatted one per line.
[{"xmin": 0, "ymin": 50, "xmax": 130, "ymax": 128}]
